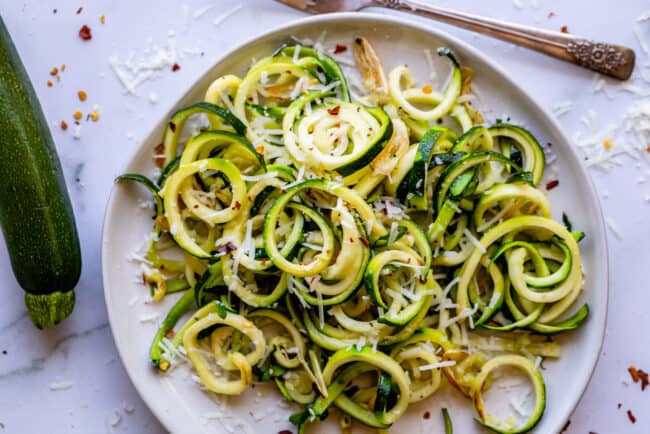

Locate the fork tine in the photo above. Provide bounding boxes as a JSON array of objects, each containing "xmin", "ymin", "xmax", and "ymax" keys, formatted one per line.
[
  {"xmin": 274, "ymin": 0, "xmax": 352, "ymax": 14},
  {"xmin": 273, "ymin": 0, "xmax": 311, "ymax": 12}
]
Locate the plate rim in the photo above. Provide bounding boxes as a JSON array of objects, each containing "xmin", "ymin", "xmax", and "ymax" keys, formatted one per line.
[{"xmin": 101, "ymin": 11, "xmax": 609, "ymax": 433}]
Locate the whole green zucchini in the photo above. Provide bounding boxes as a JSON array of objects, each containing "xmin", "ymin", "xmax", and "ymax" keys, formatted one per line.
[{"xmin": 0, "ymin": 16, "xmax": 81, "ymax": 328}]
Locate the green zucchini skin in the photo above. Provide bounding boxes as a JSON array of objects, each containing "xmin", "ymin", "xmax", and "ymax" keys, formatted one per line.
[{"xmin": 0, "ymin": 17, "xmax": 81, "ymax": 328}]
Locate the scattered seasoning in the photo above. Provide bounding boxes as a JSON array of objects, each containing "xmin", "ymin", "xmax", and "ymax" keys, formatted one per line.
[
  {"xmin": 333, "ymin": 44, "xmax": 347, "ymax": 54},
  {"xmin": 546, "ymin": 179, "xmax": 559, "ymax": 190},
  {"xmin": 47, "ymin": 80, "xmax": 53, "ymax": 87},
  {"xmin": 100, "ymin": 15, "xmax": 106, "ymax": 24},
  {"xmin": 278, "ymin": 431, "xmax": 292, "ymax": 434},
  {"xmin": 628, "ymin": 365, "xmax": 649, "ymax": 391},
  {"xmin": 164, "ymin": 329, "xmax": 174, "ymax": 339},
  {"xmin": 169, "ymin": 122, "xmax": 177, "ymax": 132},
  {"xmin": 50, "ymin": 67, "xmax": 59, "ymax": 76},
  {"xmin": 589, "ymin": 432, "xmax": 598, "ymax": 434},
  {"xmin": 233, "ymin": 201, "xmax": 241, "ymax": 210},
  {"xmin": 78, "ymin": 90, "xmax": 87, "ymax": 101},
  {"xmin": 422, "ymin": 411, "xmax": 431, "ymax": 420},
  {"xmin": 76, "ymin": 7, "xmax": 83, "ymax": 14},
  {"xmin": 89, "ymin": 111, "xmax": 100, "ymax": 122},
  {"xmin": 327, "ymin": 106, "xmax": 341, "ymax": 116},
  {"xmin": 154, "ymin": 144, "xmax": 165, "ymax": 167},
  {"xmin": 1, "ymin": 350, "xmax": 6, "ymax": 355},
  {"xmin": 422, "ymin": 84, "xmax": 433, "ymax": 94},
  {"xmin": 61, "ymin": 64, "xmax": 66, "ymax": 72},
  {"xmin": 73, "ymin": 111, "xmax": 83, "ymax": 120},
  {"xmin": 358, "ymin": 237, "xmax": 369, "ymax": 247},
  {"xmin": 171, "ymin": 63, "xmax": 181, "ymax": 72},
  {"xmin": 79, "ymin": 25, "xmax": 92, "ymax": 41},
  {"xmin": 561, "ymin": 25, "xmax": 569, "ymax": 33},
  {"xmin": 618, "ymin": 403, "xmax": 622, "ymax": 409},
  {"xmin": 603, "ymin": 139, "xmax": 613, "ymax": 149},
  {"xmin": 60, "ymin": 120, "xmax": 68, "ymax": 130},
  {"xmin": 646, "ymin": 144, "xmax": 650, "ymax": 152},
  {"xmin": 53, "ymin": 9, "xmax": 57, "ymax": 14},
  {"xmin": 547, "ymin": 11, "xmax": 555, "ymax": 18},
  {"xmin": 627, "ymin": 409, "xmax": 636, "ymax": 424}
]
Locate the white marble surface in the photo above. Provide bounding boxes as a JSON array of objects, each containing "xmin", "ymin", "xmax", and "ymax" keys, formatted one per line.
[{"xmin": 0, "ymin": 0, "xmax": 649, "ymax": 433}]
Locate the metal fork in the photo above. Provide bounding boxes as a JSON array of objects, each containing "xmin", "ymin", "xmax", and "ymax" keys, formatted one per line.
[{"xmin": 275, "ymin": 0, "xmax": 635, "ymax": 80}]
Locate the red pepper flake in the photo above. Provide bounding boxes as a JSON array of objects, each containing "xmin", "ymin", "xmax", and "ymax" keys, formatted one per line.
[
  {"xmin": 327, "ymin": 106, "xmax": 341, "ymax": 116},
  {"xmin": 333, "ymin": 44, "xmax": 347, "ymax": 54},
  {"xmin": 628, "ymin": 365, "xmax": 649, "ymax": 391},
  {"xmin": 60, "ymin": 120, "xmax": 68, "ymax": 130},
  {"xmin": 627, "ymin": 409, "xmax": 636, "ymax": 424},
  {"xmin": 169, "ymin": 122, "xmax": 177, "ymax": 132},
  {"xmin": 547, "ymin": 11, "xmax": 555, "ymax": 18},
  {"xmin": 233, "ymin": 201, "xmax": 241, "ymax": 210},
  {"xmin": 79, "ymin": 25, "xmax": 92, "ymax": 41},
  {"xmin": 193, "ymin": 204, "xmax": 199, "ymax": 209},
  {"xmin": 164, "ymin": 329, "xmax": 174, "ymax": 339},
  {"xmin": 171, "ymin": 63, "xmax": 181, "ymax": 72},
  {"xmin": 561, "ymin": 25, "xmax": 569, "ymax": 33},
  {"xmin": 358, "ymin": 237, "xmax": 369, "ymax": 247},
  {"xmin": 154, "ymin": 143, "xmax": 165, "ymax": 167},
  {"xmin": 546, "ymin": 179, "xmax": 559, "ymax": 191},
  {"xmin": 646, "ymin": 144, "xmax": 650, "ymax": 152},
  {"xmin": 278, "ymin": 431, "xmax": 293, "ymax": 434},
  {"xmin": 423, "ymin": 411, "xmax": 431, "ymax": 420},
  {"xmin": 76, "ymin": 7, "xmax": 83, "ymax": 14}
]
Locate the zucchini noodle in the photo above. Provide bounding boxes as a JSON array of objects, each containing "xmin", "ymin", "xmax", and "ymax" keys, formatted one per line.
[{"xmin": 118, "ymin": 37, "xmax": 589, "ymax": 434}]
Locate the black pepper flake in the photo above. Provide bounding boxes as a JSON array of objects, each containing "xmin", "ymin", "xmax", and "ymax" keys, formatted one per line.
[
  {"xmin": 1, "ymin": 350, "xmax": 6, "ymax": 355},
  {"xmin": 358, "ymin": 237, "xmax": 369, "ymax": 247},
  {"xmin": 169, "ymin": 122, "xmax": 177, "ymax": 132},
  {"xmin": 76, "ymin": 6, "xmax": 83, "ymax": 14}
]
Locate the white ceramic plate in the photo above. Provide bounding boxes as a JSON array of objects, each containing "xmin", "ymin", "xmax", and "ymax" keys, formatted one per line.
[{"xmin": 102, "ymin": 12, "xmax": 608, "ymax": 434}]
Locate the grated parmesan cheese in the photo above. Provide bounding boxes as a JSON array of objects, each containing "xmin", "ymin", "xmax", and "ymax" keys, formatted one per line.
[
  {"xmin": 605, "ymin": 216, "xmax": 623, "ymax": 239},
  {"xmin": 214, "ymin": 4, "xmax": 243, "ymax": 27},
  {"xmin": 418, "ymin": 360, "xmax": 456, "ymax": 371},
  {"xmin": 463, "ymin": 228, "xmax": 487, "ymax": 254},
  {"xmin": 49, "ymin": 381, "xmax": 73, "ymax": 391}
]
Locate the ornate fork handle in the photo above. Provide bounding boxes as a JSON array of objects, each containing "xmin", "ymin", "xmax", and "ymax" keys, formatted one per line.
[{"xmin": 373, "ymin": 0, "xmax": 634, "ymax": 79}]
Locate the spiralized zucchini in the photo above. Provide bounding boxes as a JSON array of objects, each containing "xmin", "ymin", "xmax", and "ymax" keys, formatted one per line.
[{"xmin": 118, "ymin": 37, "xmax": 589, "ymax": 434}]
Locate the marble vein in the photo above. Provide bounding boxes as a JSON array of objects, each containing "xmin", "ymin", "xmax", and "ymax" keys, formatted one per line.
[{"xmin": 0, "ymin": 322, "xmax": 109, "ymax": 380}]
